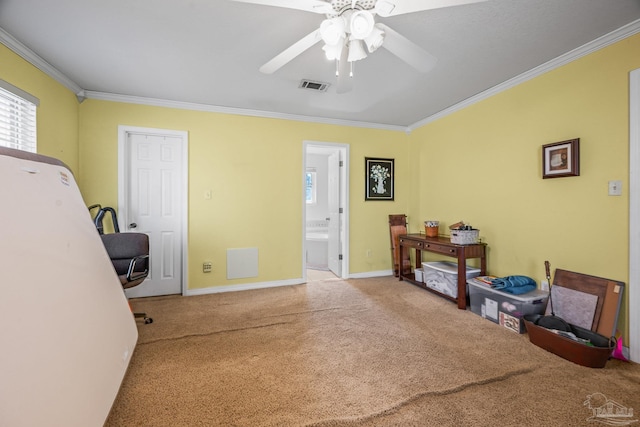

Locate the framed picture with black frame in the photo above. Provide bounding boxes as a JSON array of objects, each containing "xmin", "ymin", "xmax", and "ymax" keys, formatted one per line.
[{"xmin": 365, "ymin": 157, "xmax": 394, "ymax": 200}]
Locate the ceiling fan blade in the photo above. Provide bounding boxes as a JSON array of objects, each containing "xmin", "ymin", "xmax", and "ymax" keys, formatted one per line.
[
  {"xmin": 259, "ymin": 29, "xmax": 322, "ymax": 74},
  {"xmin": 229, "ymin": 0, "xmax": 334, "ymax": 14},
  {"xmin": 374, "ymin": 0, "xmax": 486, "ymax": 17},
  {"xmin": 377, "ymin": 24, "xmax": 437, "ymax": 73}
]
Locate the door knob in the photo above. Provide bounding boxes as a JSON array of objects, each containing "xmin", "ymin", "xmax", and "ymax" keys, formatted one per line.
[{"xmin": 129, "ymin": 222, "xmax": 137, "ymax": 229}]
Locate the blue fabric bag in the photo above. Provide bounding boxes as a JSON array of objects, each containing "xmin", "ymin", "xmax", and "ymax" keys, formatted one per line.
[{"xmin": 490, "ymin": 275, "xmax": 537, "ymax": 295}]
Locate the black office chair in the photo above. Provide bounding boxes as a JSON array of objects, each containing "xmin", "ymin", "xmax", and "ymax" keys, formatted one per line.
[
  {"xmin": 89, "ymin": 204, "xmax": 120, "ymax": 235},
  {"xmin": 91, "ymin": 206, "xmax": 153, "ymax": 324}
]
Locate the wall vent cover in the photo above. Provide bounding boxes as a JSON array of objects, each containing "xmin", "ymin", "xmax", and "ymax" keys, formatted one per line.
[{"xmin": 299, "ymin": 79, "xmax": 330, "ymax": 92}]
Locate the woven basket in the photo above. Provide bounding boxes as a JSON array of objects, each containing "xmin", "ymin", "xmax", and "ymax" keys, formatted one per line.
[{"xmin": 450, "ymin": 229, "xmax": 479, "ymax": 245}]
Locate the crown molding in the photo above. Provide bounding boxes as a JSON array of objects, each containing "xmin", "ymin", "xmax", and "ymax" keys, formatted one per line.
[
  {"xmin": 0, "ymin": 21, "xmax": 403, "ymax": 130},
  {"xmin": 0, "ymin": 26, "xmax": 84, "ymax": 98},
  {"xmin": 407, "ymin": 18, "xmax": 640, "ymax": 132},
  {"xmin": 84, "ymin": 91, "xmax": 407, "ymax": 132},
  {"xmin": 2, "ymin": 18, "xmax": 639, "ymax": 132}
]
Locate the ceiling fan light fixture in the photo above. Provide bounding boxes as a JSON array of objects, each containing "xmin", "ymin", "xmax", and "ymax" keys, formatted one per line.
[
  {"xmin": 322, "ymin": 41, "xmax": 344, "ymax": 61},
  {"xmin": 320, "ymin": 17, "xmax": 346, "ymax": 46},
  {"xmin": 349, "ymin": 10, "xmax": 374, "ymax": 40},
  {"xmin": 347, "ymin": 38, "xmax": 367, "ymax": 62},
  {"xmin": 364, "ymin": 24, "xmax": 385, "ymax": 52}
]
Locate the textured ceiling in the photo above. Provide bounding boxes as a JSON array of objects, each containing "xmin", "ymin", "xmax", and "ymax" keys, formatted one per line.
[{"xmin": 1, "ymin": 0, "xmax": 639, "ymax": 129}]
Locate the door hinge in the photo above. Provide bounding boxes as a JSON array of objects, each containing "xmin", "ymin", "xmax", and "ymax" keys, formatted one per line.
[
  {"xmin": 339, "ymin": 161, "xmax": 344, "ymax": 167},
  {"xmin": 339, "ymin": 207, "xmax": 343, "ymax": 213},
  {"xmin": 338, "ymin": 254, "xmax": 343, "ymax": 260}
]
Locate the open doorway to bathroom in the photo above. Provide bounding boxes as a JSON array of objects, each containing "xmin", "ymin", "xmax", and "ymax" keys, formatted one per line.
[{"xmin": 303, "ymin": 141, "xmax": 349, "ymax": 282}]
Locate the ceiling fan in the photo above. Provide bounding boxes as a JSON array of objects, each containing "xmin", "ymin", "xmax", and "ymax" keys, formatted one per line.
[{"xmin": 230, "ymin": 0, "xmax": 486, "ymax": 92}]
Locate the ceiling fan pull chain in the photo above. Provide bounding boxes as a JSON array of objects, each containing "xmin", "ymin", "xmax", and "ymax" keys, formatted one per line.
[{"xmin": 350, "ymin": 61, "xmax": 354, "ymax": 78}]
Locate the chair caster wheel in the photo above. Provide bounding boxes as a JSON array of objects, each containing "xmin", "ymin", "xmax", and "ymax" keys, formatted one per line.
[{"xmin": 144, "ymin": 317, "xmax": 153, "ymax": 324}]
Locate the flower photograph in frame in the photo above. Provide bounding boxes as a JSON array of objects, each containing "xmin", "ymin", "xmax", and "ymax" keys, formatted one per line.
[
  {"xmin": 365, "ymin": 157, "xmax": 394, "ymax": 200},
  {"xmin": 542, "ymin": 138, "xmax": 580, "ymax": 179}
]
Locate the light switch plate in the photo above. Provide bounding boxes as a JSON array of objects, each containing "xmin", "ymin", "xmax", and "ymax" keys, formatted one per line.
[{"xmin": 608, "ymin": 180, "xmax": 622, "ymax": 196}]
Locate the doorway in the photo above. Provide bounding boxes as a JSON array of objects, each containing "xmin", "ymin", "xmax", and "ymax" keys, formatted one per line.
[
  {"xmin": 303, "ymin": 141, "xmax": 349, "ymax": 281},
  {"xmin": 118, "ymin": 126, "xmax": 188, "ymax": 297}
]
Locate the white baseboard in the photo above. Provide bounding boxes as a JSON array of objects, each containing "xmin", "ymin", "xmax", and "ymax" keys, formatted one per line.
[
  {"xmin": 348, "ymin": 270, "xmax": 394, "ymax": 279},
  {"xmin": 184, "ymin": 278, "xmax": 304, "ymax": 296},
  {"xmin": 184, "ymin": 270, "xmax": 394, "ymax": 296}
]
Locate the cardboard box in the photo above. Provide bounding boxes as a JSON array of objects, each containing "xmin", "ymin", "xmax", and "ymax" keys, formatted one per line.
[
  {"xmin": 468, "ymin": 279, "xmax": 549, "ymax": 333},
  {"xmin": 422, "ymin": 261, "xmax": 481, "ymax": 298}
]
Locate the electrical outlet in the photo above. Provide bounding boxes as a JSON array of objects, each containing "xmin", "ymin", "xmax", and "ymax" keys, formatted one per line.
[
  {"xmin": 366, "ymin": 249, "xmax": 372, "ymax": 258},
  {"xmin": 203, "ymin": 261, "xmax": 212, "ymax": 273},
  {"xmin": 540, "ymin": 280, "xmax": 549, "ymax": 291}
]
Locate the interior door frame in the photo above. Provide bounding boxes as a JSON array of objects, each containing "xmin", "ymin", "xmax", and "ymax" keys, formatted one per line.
[
  {"xmin": 629, "ymin": 68, "xmax": 639, "ymax": 363},
  {"xmin": 117, "ymin": 125, "xmax": 189, "ymax": 296},
  {"xmin": 326, "ymin": 150, "xmax": 341, "ymax": 277},
  {"xmin": 302, "ymin": 141, "xmax": 350, "ymax": 281}
]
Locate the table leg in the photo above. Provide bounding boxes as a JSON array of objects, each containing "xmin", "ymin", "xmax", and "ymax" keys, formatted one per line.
[
  {"xmin": 457, "ymin": 249, "xmax": 466, "ymax": 309},
  {"xmin": 399, "ymin": 244, "xmax": 406, "ymax": 281}
]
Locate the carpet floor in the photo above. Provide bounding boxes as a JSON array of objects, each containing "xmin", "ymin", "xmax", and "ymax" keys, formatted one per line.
[{"xmin": 106, "ymin": 276, "xmax": 640, "ymax": 426}]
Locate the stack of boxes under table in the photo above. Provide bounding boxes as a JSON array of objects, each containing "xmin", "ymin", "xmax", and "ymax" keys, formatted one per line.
[{"xmin": 418, "ymin": 261, "xmax": 549, "ymax": 334}]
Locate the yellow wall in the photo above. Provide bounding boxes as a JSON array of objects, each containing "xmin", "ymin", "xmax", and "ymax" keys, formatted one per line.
[
  {"xmin": 78, "ymin": 101, "xmax": 409, "ymax": 287},
  {"xmin": 410, "ymin": 33, "xmax": 640, "ymax": 339},
  {"xmin": 2, "ymin": 30, "xmax": 638, "ymax": 339},
  {"xmin": 0, "ymin": 44, "xmax": 79, "ymax": 171}
]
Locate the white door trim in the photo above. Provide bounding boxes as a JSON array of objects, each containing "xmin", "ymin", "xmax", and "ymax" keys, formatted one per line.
[
  {"xmin": 118, "ymin": 125, "xmax": 189, "ymax": 296},
  {"xmin": 302, "ymin": 141, "xmax": 350, "ymax": 281},
  {"xmin": 629, "ymin": 68, "xmax": 640, "ymax": 363},
  {"xmin": 327, "ymin": 150, "xmax": 341, "ymax": 277}
]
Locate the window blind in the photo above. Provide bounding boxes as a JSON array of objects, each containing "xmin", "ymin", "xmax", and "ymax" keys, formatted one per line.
[{"xmin": 0, "ymin": 80, "xmax": 38, "ymax": 153}]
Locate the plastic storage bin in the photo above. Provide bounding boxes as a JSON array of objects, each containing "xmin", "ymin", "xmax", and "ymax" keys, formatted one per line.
[
  {"xmin": 414, "ymin": 268, "xmax": 424, "ymax": 283},
  {"xmin": 468, "ymin": 280, "xmax": 549, "ymax": 333},
  {"xmin": 422, "ymin": 261, "xmax": 481, "ymax": 298}
]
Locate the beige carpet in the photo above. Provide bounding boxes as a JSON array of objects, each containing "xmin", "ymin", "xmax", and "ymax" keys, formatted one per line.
[{"xmin": 106, "ymin": 276, "xmax": 640, "ymax": 426}]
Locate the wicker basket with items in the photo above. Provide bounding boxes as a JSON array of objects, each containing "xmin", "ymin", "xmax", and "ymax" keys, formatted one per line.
[{"xmin": 449, "ymin": 221, "xmax": 479, "ymax": 245}]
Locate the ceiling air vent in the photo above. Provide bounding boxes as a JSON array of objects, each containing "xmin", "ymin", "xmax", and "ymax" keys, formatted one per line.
[{"xmin": 299, "ymin": 79, "xmax": 330, "ymax": 92}]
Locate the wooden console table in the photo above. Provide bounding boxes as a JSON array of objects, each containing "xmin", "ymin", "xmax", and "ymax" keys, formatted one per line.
[{"xmin": 398, "ymin": 234, "xmax": 487, "ymax": 309}]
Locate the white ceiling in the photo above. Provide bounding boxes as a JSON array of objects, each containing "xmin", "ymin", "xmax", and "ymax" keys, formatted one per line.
[{"xmin": 1, "ymin": 0, "xmax": 640, "ymax": 130}]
